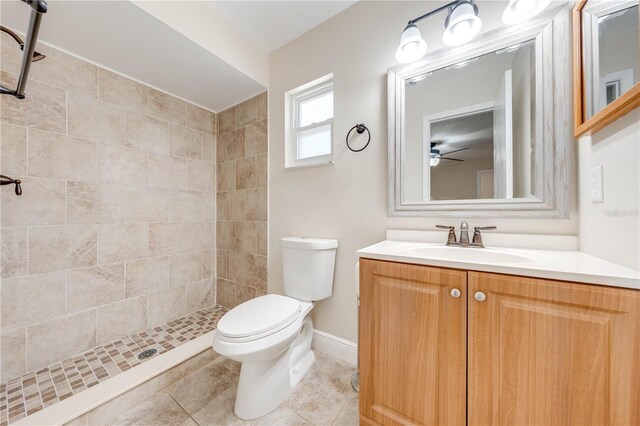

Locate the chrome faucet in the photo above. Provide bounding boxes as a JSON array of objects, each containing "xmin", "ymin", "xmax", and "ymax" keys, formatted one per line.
[{"xmin": 436, "ymin": 222, "xmax": 496, "ymax": 248}]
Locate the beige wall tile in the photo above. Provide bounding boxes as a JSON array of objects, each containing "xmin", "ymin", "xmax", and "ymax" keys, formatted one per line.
[
  {"xmin": 216, "ymin": 132, "xmax": 227, "ymax": 165},
  {"xmin": 126, "ymin": 187, "xmax": 168, "ymax": 223},
  {"xmin": 203, "ymin": 192, "xmax": 215, "ymax": 222},
  {"xmin": 256, "ymin": 152, "xmax": 268, "ymax": 188},
  {"xmin": 217, "ymin": 161, "xmax": 236, "ymax": 192},
  {"xmin": 216, "ymin": 221, "xmax": 235, "ymax": 252},
  {"xmin": 126, "ymin": 257, "xmax": 169, "ymax": 298},
  {"xmin": 67, "ymin": 181, "xmax": 127, "ymax": 225},
  {"xmin": 217, "ymin": 107, "xmax": 235, "ymax": 134},
  {"xmin": 149, "ymin": 222, "xmax": 187, "ymax": 257},
  {"xmin": 147, "ymin": 286, "xmax": 187, "ymax": 328},
  {"xmin": 27, "ymin": 310, "xmax": 96, "ymax": 371},
  {"xmin": 98, "ymin": 68, "xmax": 148, "ymax": 113},
  {"xmin": 150, "ymin": 88, "xmax": 187, "ymax": 125},
  {"xmin": 169, "ymin": 252, "xmax": 203, "ymax": 288},
  {"xmin": 99, "ymin": 144, "xmax": 148, "ymax": 185},
  {"xmin": 256, "ymin": 92, "xmax": 268, "ymax": 121},
  {"xmin": 67, "ymin": 264, "xmax": 125, "ymax": 313},
  {"xmin": 235, "ymin": 222, "xmax": 256, "ymax": 254},
  {"xmin": 245, "ymin": 120, "xmax": 268, "ymax": 156},
  {"xmin": 169, "ymin": 190, "xmax": 202, "ymax": 222},
  {"xmin": 228, "ymin": 190, "xmax": 245, "ymax": 221},
  {"xmin": 236, "ymin": 156, "xmax": 257, "ymax": 190},
  {"xmin": 68, "ymin": 92, "xmax": 125, "ymax": 145},
  {"xmin": 97, "ymin": 296, "xmax": 147, "ymax": 345},
  {"xmin": 187, "ymin": 160, "xmax": 214, "ymax": 192},
  {"xmin": 170, "ymin": 124, "xmax": 202, "ymax": 160},
  {"xmin": 1, "ymin": 271, "xmax": 65, "ymax": 329},
  {"xmin": 29, "ymin": 129, "xmax": 98, "ymax": 181},
  {"xmin": 1, "ymin": 227, "xmax": 27, "ymax": 278},
  {"xmin": 227, "ymin": 252, "xmax": 266, "ymax": 289},
  {"xmin": 216, "ymin": 192, "xmax": 229, "ymax": 222},
  {"xmin": 0, "ymin": 327, "xmax": 26, "ymax": 381},
  {"xmin": 0, "ymin": 71, "xmax": 66, "ymax": 133},
  {"xmin": 216, "ymin": 279, "xmax": 236, "ymax": 308},
  {"xmin": 187, "ymin": 222, "xmax": 215, "ymax": 251},
  {"xmin": 216, "ymin": 250, "xmax": 227, "ymax": 280},
  {"xmin": 148, "ymin": 153, "xmax": 186, "ymax": 189},
  {"xmin": 0, "ymin": 122, "xmax": 27, "ymax": 176},
  {"xmin": 187, "ymin": 104, "xmax": 216, "ymax": 134},
  {"xmin": 98, "ymin": 223, "xmax": 148, "ymax": 264},
  {"xmin": 1, "ymin": 177, "xmax": 65, "ymax": 227},
  {"xmin": 202, "ymin": 250, "xmax": 215, "ymax": 279},
  {"xmin": 235, "ymin": 97, "xmax": 257, "ymax": 128},
  {"xmin": 236, "ymin": 283, "xmax": 256, "ymax": 305},
  {"xmin": 203, "ymin": 133, "xmax": 216, "ymax": 163},
  {"xmin": 224, "ymin": 128, "xmax": 245, "ymax": 160},
  {"xmin": 256, "ymin": 221, "xmax": 268, "ymax": 256},
  {"xmin": 187, "ymin": 279, "xmax": 214, "ymax": 311},
  {"xmin": 126, "ymin": 110, "xmax": 169, "ymax": 154},
  {"xmin": 29, "ymin": 225, "xmax": 97, "ymax": 274},
  {"xmin": 245, "ymin": 187, "xmax": 267, "ymax": 221}
]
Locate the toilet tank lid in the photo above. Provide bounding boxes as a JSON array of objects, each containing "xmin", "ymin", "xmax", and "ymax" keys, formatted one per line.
[{"xmin": 281, "ymin": 237, "xmax": 338, "ymax": 250}]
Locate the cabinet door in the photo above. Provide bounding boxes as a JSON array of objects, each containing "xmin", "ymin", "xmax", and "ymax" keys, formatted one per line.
[
  {"xmin": 468, "ymin": 272, "xmax": 640, "ymax": 426},
  {"xmin": 359, "ymin": 259, "xmax": 467, "ymax": 426}
]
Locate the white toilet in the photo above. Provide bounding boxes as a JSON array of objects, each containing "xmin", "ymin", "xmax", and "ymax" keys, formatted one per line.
[{"xmin": 212, "ymin": 237, "xmax": 338, "ymax": 420}]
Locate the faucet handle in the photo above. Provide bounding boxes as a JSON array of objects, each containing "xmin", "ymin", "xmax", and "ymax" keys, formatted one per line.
[
  {"xmin": 474, "ymin": 226, "xmax": 497, "ymax": 231},
  {"xmin": 436, "ymin": 225, "xmax": 455, "ymax": 230},
  {"xmin": 472, "ymin": 226, "xmax": 497, "ymax": 246},
  {"xmin": 436, "ymin": 225, "xmax": 457, "ymax": 245}
]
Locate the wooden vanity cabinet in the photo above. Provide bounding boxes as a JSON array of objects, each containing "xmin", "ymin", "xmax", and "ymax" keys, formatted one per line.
[{"xmin": 359, "ymin": 258, "xmax": 640, "ymax": 426}]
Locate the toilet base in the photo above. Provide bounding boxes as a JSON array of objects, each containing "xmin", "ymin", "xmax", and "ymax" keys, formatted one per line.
[{"xmin": 234, "ymin": 317, "xmax": 315, "ymax": 420}]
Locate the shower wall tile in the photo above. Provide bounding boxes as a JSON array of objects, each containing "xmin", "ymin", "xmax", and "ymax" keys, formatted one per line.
[
  {"xmin": 126, "ymin": 110, "xmax": 170, "ymax": 154},
  {"xmin": 1, "ymin": 177, "xmax": 66, "ymax": 227},
  {"xmin": 98, "ymin": 223, "xmax": 148, "ymax": 264},
  {"xmin": 0, "ymin": 71, "xmax": 66, "ymax": 133},
  {"xmin": 27, "ymin": 310, "xmax": 97, "ymax": 371},
  {"xmin": 1, "ymin": 227, "xmax": 27, "ymax": 279},
  {"xmin": 0, "ymin": 123, "xmax": 27, "ymax": 176},
  {"xmin": 216, "ymin": 93, "xmax": 268, "ymax": 307},
  {"xmin": 99, "ymin": 144, "xmax": 148, "ymax": 185},
  {"xmin": 66, "ymin": 263, "xmax": 125, "ymax": 313},
  {"xmin": 0, "ymin": 42, "xmax": 218, "ymax": 382},
  {"xmin": 187, "ymin": 103, "xmax": 216, "ymax": 134},
  {"xmin": 98, "ymin": 68, "xmax": 149, "ymax": 113},
  {"xmin": 125, "ymin": 256, "xmax": 169, "ymax": 298},
  {"xmin": 96, "ymin": 296, "xmax": 148, "ymax": 345},
  {"xmin": 28, "ymin": 225, "xmax": 97, "ymax": 274},
  {"xmin": 28, "ymin": 129, "xmax": 98, "ymax": 181},
  {"xmin": 0, "ymin": 272, "xmax": 66, "ymax": 329},
  {"xmin": 150, "ymin": 88, "xmax": 187, "ymax": 126},
  {"xmin": 67, "ymin": 92, "xmax": 125, "ymax": 145},
  {"xmin": 170, "ymin": 123, "xmax": 203, "ymax": 160}
]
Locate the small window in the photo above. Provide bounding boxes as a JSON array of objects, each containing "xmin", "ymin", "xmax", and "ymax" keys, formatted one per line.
[{"xmin": 285, "ymin": 75, "xmax": 334, "ymax": 168}]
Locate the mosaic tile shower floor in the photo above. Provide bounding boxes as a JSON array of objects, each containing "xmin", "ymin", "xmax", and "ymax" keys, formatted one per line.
[{"xmin": 0, "ymin": 306, "xmax": 228, "ymax": 426}]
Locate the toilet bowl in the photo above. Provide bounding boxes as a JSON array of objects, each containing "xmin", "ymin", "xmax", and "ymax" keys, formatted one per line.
[{"xmin": 212, "ymin": 237, "xmax": 338, "ymax": 420}]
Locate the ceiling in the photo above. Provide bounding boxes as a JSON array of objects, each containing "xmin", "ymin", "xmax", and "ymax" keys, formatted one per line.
[
  {"xmin": 205, "ymin": 1, "xmax": 357, "ymax": 53},
  {"xmin": 0, "ymin": 0, "xmax": 265, "ymax": 112}
]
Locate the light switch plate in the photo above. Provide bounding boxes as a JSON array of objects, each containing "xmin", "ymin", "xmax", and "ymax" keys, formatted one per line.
[{"xmin": 591, "ymin": 165, "xmax": 604, "ymax": 203}]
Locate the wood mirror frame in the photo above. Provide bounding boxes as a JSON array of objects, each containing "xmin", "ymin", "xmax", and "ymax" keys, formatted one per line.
[{"xmin": 573, "ymin": 0, "xmax": 640, "ymax": 138}]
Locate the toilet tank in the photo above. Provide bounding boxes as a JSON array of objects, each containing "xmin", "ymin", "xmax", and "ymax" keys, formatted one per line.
[{"xmin": 281, "ymin": 237, "xmax": 338, "ymax": 302}]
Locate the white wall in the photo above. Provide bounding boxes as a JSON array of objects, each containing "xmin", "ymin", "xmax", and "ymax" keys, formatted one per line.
[
  {"xmin": 268, "ymin": 1, "xmax": 578, "ymax": 343},
  {"xmin": 578, "ymin": 110, "xmax": 640, "ymax": 270}
]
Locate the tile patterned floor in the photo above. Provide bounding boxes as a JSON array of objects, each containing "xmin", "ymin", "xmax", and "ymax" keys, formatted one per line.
[
  {"xmin": 107, "ymin": 351, "xmax": 359, "ymax": 426},
  {"xmin": 0, "ymin": 306, "xmax": 228, "ymax": 426}
]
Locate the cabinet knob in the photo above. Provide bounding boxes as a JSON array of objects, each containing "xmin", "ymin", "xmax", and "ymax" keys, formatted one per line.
[
  {"xmin": 474, "ymin": 291, "xmax": 486, "ymax": 302},
  {"xmin": 450, "ymin": 288, "xmax": 461, "ymax": 298}
]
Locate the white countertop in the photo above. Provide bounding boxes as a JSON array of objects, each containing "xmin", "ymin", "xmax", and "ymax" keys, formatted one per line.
[{"xmin": 357, "ymin": 239, "xmax": 640, "ymax": 290}]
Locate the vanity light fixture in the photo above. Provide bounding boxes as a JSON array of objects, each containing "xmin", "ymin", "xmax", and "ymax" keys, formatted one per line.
[{"xmin": 502, "ymin": 0, "xmax": 552, "ymax": 25}]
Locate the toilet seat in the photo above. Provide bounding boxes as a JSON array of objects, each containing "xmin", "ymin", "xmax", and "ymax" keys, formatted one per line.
[{"xmin": 216, "ymin": 294, "xmax": 302, "ymax": 343}]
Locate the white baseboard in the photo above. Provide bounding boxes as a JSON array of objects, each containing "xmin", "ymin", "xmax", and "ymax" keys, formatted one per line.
[{"xmin": 312, "ymin": 330, "xmax": 358, "ymax": 366}]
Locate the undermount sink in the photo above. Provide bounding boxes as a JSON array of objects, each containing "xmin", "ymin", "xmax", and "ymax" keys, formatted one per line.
[{"xmin": 407, "ymin": 245, "xmax": 533, "ymax": 264}]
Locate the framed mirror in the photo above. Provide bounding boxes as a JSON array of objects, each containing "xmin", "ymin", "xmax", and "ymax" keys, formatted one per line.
[
  {"xmin": 574, "ymin": 0, "xmax": 640, "ymax": 137},
  {"xmin": 388, "ymin": 6, "xmax": 570, "ymax": 218}
]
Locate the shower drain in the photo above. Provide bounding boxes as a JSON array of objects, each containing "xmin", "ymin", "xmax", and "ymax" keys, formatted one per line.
[{"xmin": 138, "ymin": 348, "xmax": 158, "ymax": 360}]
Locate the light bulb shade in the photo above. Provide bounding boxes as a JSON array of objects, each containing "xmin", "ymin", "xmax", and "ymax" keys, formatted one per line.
[
  {"xmin": 396, "ymin": 24, "xmax": 427, "ymax": 63},
  {"xmin": 430, "ymin": 151, "xmax": 440, "ymax": 166},
  {"xmin": 502, "ymin": 0, "xmax": 551, "ymax": 25},
  {"xmin": 442, "ymin": 1, "xmax": 482, "ymax": 47}
]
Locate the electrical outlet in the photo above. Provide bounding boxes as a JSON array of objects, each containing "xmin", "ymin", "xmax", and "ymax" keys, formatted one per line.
[{"xmin": 591, "ymin": 165, "xmax": 604, "ymax": 203}]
